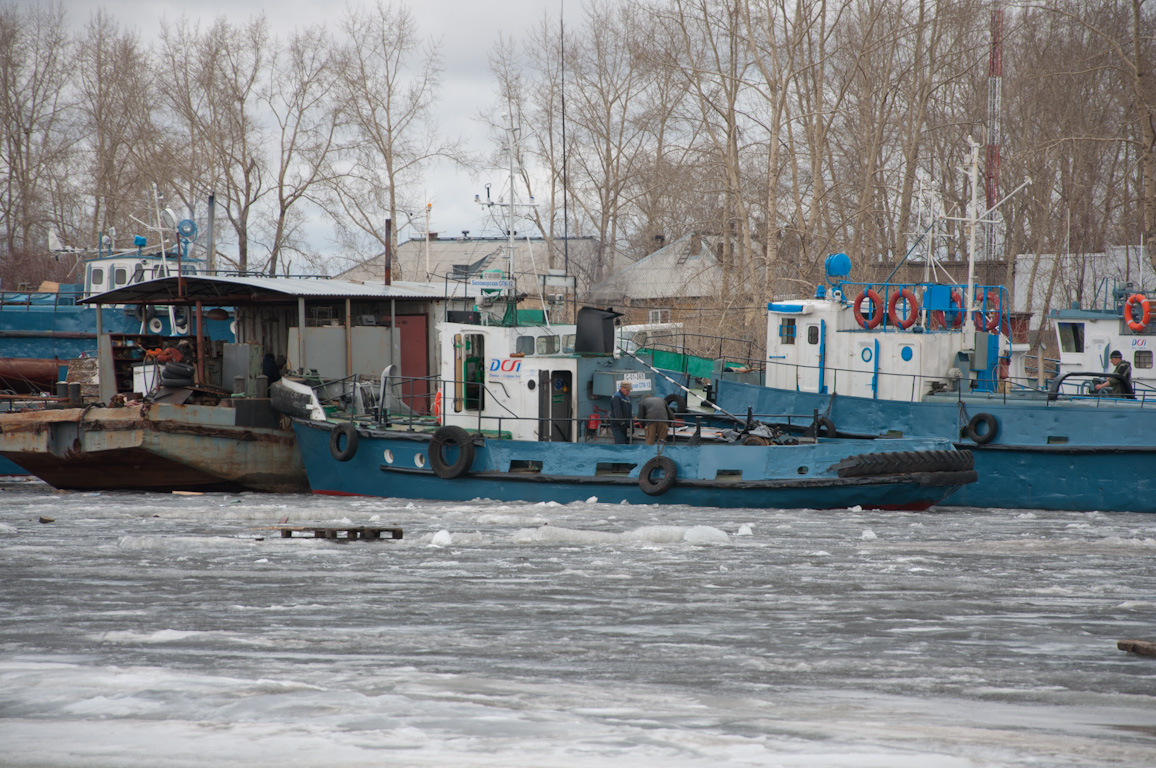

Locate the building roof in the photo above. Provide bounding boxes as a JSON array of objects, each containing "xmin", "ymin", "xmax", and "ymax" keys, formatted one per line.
[
  {"xmin": 337, "ymin": 235, "xmax": 596, "ymax": 289},
  {"xmin": 78, "ymin": 274, "xmax": 479, "ymax": 307},
  {"xmin": 587, "ymin": 234, "xmax": 725, "ymax": 303}
]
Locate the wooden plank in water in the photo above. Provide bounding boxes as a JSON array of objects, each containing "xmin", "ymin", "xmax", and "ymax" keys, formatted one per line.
[
  {"xmin": 1117, "ymin": 639, "xmax": 1156, "ymax": 657},
  {"xmin": 274, "ymin": 525, "xmax": 402, "ymax": 541}
]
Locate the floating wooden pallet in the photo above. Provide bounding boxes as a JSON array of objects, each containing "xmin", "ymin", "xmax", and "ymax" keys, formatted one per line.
[{"xmin": 275, "ymin": 525, "xmax": 403, "ymax": 541}]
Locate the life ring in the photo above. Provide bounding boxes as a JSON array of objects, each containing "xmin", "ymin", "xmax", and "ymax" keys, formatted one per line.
[
  {"xmin": 1125, "ymin": 293, "xmax": 1151, "ymax": 332},
  {"xmin": 429, "ymin": 425, "xmax": 474, "ymax": 479},
  {"xmin": 805, "ymin": 416, "xmax": 837, "ymax": 439},
  {"xmin": 638, "ymin": 455, "xmax": 677, "ymax": 496},
  {"xmin": 972, "ymin": 290, "xmax": 1001, "ymax": 332},
  {"xmin": 853, "ymin": 289, "xmax": 884, "ymax": 329},
  {"xmin": 887, "ymin": 288, "xmax": 920, "ymax": 330},
  {"xmin": 965, "ymin": 412, "xmax": 998, "ymax": 444},
  {"xmin": 329, "ymin": 422, "xmax": 359, "ymax": 462},
  {"xmin": 433, "ymin": 390, "xmax": 442, "ymax": 424},
  {"xmin": 931, "ymin": 288, "xmax": 965, "ymax": 330}
]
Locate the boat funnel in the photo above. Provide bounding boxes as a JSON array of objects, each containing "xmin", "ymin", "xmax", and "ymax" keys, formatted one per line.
[{"xmin": 575, "ymin": 307, "xmax": 623, "ymax": 355}]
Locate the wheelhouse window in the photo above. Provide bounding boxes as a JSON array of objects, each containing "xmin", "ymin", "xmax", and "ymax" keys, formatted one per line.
[
  {"xmin": 536, "ymin": 335, "xmax": 559, "ymax": 355},
  {"xmin": 807, "ymin": 325, "xmax": 819, "ymax": 344},
  {"xmin": 779, "ymin": 318, "xmax": 797, "ymax": 345},
  {"xmin": 113, "ymin": 267, "xmax": 128, "ymax": 286},
  {"xmin": 1057, "ymin": 322, "xmax": 1084, "ymax": 353},
  {"xmin": 515, "ymin": 336, "xmax": 535, "ymax": 355},
  {"xmin": 1134, "ymin": 350, "xmax": 1153, "ymax": 369},
  {"xmin": 89, "ymin": 268, "xmax": 104, "ymax": 289}
]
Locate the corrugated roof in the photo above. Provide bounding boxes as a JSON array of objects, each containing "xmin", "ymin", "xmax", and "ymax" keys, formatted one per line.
[
  {"xmin": 337, "ymin": 236, "xmax": 598, "ymax": 286},
  {"xmin": 78, "ymin": 274, "xmax": 480, "ymax": 306},
  {"xmin": 588, "ymin": 234, "xmax": 725, "ymax": 302}
]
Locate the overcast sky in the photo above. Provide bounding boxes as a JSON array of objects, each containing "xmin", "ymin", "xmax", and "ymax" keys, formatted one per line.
[{"xmin": 59, "ymin": 0, "xmax": 574, "ymax": 255}]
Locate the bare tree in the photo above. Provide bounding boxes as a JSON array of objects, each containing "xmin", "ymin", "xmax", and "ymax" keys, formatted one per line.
[
  {"xmin": 158, "ymin": 15, "xmax": 270, "ymax": 272},
  {"xmin": 0, "ymin": 3, "xmax": 75, "ymax": 255},
  {"xmin": 260, "ymin": 25, "xmax": 343, "ymax": 276},
  {"xmin": 327, "ymin": 0, "xmax": 460, "ymax": 275},
  {"xmin": 76, "ymin": 10, "xmax": 159, "ymax": 250}
]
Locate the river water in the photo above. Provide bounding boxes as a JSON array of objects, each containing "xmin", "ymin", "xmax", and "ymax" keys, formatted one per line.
[{"xmin": 2, "ymin": 478, "xmax": 1155, "ymax": 767}]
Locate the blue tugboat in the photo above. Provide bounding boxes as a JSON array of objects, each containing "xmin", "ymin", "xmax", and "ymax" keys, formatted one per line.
[
  {"xmin": 287, "ymin": 307, "xmax": 976, "ymax": 511},
  {"xmin": 0, "ymin": 227, "xmax": 233, "ymax": 394},
  {"xmin": 720, "ymin": 249, "xmax": 1156, "ymax": 513}
]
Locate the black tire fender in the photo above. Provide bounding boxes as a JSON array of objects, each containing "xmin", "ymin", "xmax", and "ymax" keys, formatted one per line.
[
  {"xmin": 164, "ymin": 361, "xmax": 195, "ymax": 378},
  {"xmin": 638, "ymin": 455, "xmax": 677, "ymax": 496},
  {"xmin": 329, "ymin": 422, "xmax": 359, "ymax": 462},
  {"xmin": 664, "ymin": 393, "xmax": 688, "ymax": 415},
  {"xmin": 429, "ymin": 425, "xmax": 475, "ymax": 479},
  {"xmin": 805, "ymin": 416, "xmax": 837, "ymax": 439},
  {"xmin": 159, "ymin": 376, "xmax": 194, "ymax": 388},
  {"xmin": 965, "ymin": 413, "xmax": 998, "ymax": 444}
]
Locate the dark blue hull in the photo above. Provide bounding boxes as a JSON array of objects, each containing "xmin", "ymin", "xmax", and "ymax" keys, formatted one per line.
[
  {"xmin": 713, "ymin": 380, "xmax": 1156, "ymax": 512},
  {"xmin": 292, "ymin": 420, "xmax": 972, "ymax": 511}
]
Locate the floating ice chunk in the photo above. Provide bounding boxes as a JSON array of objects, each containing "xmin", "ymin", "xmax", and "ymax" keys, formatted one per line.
[
  {"xmin": 683, "ymin": 525, "xmax": 730, "ymax": 544},
  {"xmin": 736, "ymin": 524, "xmax": 753, "ymax": 536},
  {"xmin": 585, "ymin": 496, "xmax": 598, "ymax": 504},
  {"xmin": 861, "ymin": 529, "xmax": 878, "ymax": 541},
  {"xmin": 369, "ymin": 514, "xmax": 381, "ymax": 521},
  {"xmin": 0, "ymin": 523, "xmax": 17, "ymax": 535},
  {"xmin": 429, "ymin": 530, "xmax": 453, "ymax": 547},
  {"xmin": 848, "ymin": 505, "xmax": 863, "ymax": 512}
]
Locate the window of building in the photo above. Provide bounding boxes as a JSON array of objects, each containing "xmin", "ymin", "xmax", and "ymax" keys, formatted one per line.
[{"xmin": 779, "ymin": 318, "xmax": 796, "ymax": 345}]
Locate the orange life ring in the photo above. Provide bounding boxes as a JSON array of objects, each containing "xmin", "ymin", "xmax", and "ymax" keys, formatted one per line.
[
  {"xmin": 853, "ymin": 289, "xmax": 884, "ymax": 329},
  {"xmin": 972, "ymin": 289, "xmax": 1001, "ymax": 332},
  {"xmin": 929, "ymin": 289, "xmax": 964, "ymax": 330},
  {"xmin": 433, "ymin": 390, "xmax": 442, "ymax": 424},
  {"xmin": 1125, "ymin": 293, "xmax": 1151, "ymax": 332},
  {"xmin": 887, "ymin": 288, "xmax": 920, "ymax": 330}
]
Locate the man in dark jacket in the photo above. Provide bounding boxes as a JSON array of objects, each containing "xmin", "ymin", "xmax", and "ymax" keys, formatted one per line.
[
  {"xmin": 610, "ymin": 381, "xmax": 633, "ymax": 443},
  {"xmin": 638, "ymin": 394, "xmax": 675, "ymax": 445},
  {"xmin": 1094, "ymin": 350, "xmax": 1133, "ymax": 397}
]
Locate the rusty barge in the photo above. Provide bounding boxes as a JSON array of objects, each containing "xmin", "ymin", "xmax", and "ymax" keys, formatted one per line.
[{"xmin": 0, "ymin": 400, "xmax": 305, "ymax": 492}]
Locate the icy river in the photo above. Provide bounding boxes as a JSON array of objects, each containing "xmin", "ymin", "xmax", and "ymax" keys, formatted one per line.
[{"xmin": 1, "ymin": 478, "xmax": 1155, "ymax": 767}]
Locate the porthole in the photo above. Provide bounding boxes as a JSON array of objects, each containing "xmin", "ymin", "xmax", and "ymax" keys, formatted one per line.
[
  {"xmin": 383, "ymin": 450, "xmax": 394, "ymax": 464},
  {"xmin": 414, "ymin": 453, "xmax": 426, "ymax": 468}
]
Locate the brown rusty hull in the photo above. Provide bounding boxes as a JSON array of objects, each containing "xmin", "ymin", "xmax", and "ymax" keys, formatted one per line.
[{"xmin": 0, "ymin": 401, "xmax": 309, "ymax": 493}]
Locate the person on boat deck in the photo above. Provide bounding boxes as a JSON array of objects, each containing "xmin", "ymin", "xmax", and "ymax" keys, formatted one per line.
[
  {"xmin": 610, "ymin": 381, "xmax": 633, "ymax": 444},
  {"xmin": 1094, "ymin": 350, "xmax": 1133, "ymax": 397},
  {"xmin": 638, "ymin": 394, "xmax": 675, "ymax": 445},
  {"xmin": 261, "ymin": 353, "xmax": 282, "ymax": 384}
]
